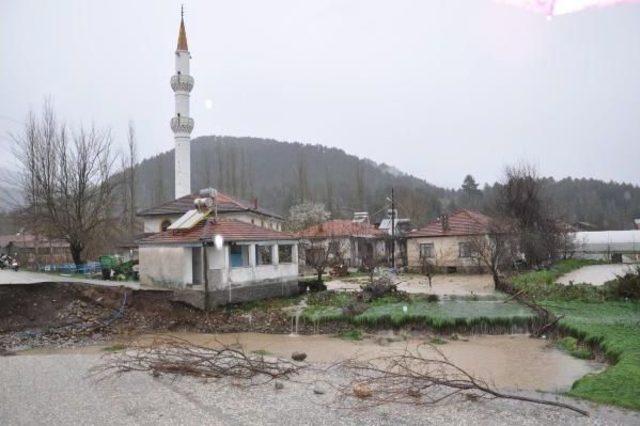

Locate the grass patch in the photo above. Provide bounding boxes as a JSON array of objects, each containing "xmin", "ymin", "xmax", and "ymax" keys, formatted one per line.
[
  {"xmin": 337, "ymin": 329, "xmax": 363, "ymax": 341},
  {"xmin": 556, "ymin": 336, "xmax": 591, "ymax": 359},
  {"xmin": 511, "ymin": 259, "xmax": 608, "ymax": 301},
  {"xmin": 103, "ymin": 343, "xmax": 126, "ymax": 352},
  {"xmin": 353, "ymin": 301, "xmax": 534, "ymax": 329},
  {"xmin": 430, "ymin": 336, "xmax": 447, "ymax": 345},
  {"xmin": 302, "ymin": 298, "xmax": 536, "ymax": 332},
  {"xmin": 541, "ymin": 300, "xmax": 640, "ymax": 410},
  {"xmin": 251, "ymin": 349, "xmax": 272, "ymax": 356}
]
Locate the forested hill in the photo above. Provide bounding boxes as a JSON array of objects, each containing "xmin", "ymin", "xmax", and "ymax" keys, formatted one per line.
[
  {"xmin": 133, "ymin": 136, "xmax": 640, "ymax": 229},
  {"xmin": 134, "ymin": 136, "xmax": 452, "ymax": 225}
]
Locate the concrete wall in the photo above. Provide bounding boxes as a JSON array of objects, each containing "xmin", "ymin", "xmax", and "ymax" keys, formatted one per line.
[
  {"xmin": 139, "ymin": 245, "xmax": 193, "ymax": 288},
  {"xmin": 406, "ymin": 235, "xmax": 483, "ymax": 272}
]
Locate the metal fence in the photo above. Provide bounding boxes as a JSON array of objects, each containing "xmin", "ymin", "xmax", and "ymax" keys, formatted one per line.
[{"xmin": 40, "ymin": 261, "xmax": 101, "ymax": 275}]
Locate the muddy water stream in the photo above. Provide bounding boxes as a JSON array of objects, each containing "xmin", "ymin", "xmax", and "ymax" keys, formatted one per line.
[{"xmin": 26, "ymin": 332, "xmax": 603, "ymax": 393}]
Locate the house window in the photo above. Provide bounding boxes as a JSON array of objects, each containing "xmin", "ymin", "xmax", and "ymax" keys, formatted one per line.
[
  {"xmin": 160, "ymin": 220, "xmax": 172, "ymax": 231},
  {"xmin": 419, "ymin": 243, "xmax": 434, "ymax": 258},
  {"xmin": 230, "ymin": 244, "xmax": 249, "ymax": 268},
  {"xmin": 255, "ymin": 245, "xmax": 273, "ymax": 265},
  {"xmin": 458, "ymin": 242, "xmax": 472, "ymax": 258},
  {"xmin": 278, "ymin": 245, "xmax": 293, "ymax": 263}
]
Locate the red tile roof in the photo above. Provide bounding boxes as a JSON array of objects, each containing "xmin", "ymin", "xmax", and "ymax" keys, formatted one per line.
[
  {"xmin": 139, "ymin": 218, "xmax": 296, "ymax": 245},
  {"xmin": 407, "ymin": 209, "xmax": 491, "ymax": 238},
  {"xmin": 137, "ymin": 191, "xmax": 283, "ymax": 220},
  {"xmin": 297, "ymin": 219, "xmax": 386, "ymax": 239}
]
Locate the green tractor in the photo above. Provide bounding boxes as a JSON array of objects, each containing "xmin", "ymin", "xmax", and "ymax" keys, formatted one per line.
[{"xmin": 99, "ymin": 255, "xmax": 139, "ymax": 281}]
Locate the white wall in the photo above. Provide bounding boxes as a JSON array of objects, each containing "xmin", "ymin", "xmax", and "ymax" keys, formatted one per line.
[
  {"xmin": 139, "ymin": 245, "xmax": 193, "ymax": 288},
  {"xmin": 407, "ymin": 235, "xmax": 480, "ymax": 271}
]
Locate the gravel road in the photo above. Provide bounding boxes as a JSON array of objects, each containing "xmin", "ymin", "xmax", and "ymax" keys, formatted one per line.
[{"xmin": 1, "ymin": 352, "xmax": 638, "ymax": 425}]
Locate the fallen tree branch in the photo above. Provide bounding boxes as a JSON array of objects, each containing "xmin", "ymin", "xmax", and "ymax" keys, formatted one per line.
[
  {"xmin": 90, "ymin": 336, "xmax": 303, "ymax": 385},
  {"xmin": 332, "ymin": 344, "xmax": 588, "ymax": 417}
]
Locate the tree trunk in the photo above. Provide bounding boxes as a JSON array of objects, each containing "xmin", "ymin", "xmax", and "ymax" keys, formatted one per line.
[
  {"xmin": 69, "ymin": 243, "xmax": 84, "ymax": 267},
  {"xmin": 316, "ymin": 270, "xmax": 323, "ymax": 283},
  {"xmin": 491, "ymin": 268, "xmax": 500, "ymax": 289}
]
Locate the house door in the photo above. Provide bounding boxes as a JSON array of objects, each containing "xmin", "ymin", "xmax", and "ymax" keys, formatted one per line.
[{"xmin": 192, "ymin": 247, "xmax": 203, "ymax": 285}]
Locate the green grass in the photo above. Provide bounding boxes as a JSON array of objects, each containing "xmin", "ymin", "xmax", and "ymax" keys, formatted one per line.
[
  {"xmin": 102, "ymin": 343, "xmax": 126, "ymax": 352},
  {"xmin": 512, "ymin": 259, "xmax": 599, "ymax": 286},
  {"xmin": 557, "ymin": 336, "xmax": 591, "ymax": 359},
  {"xmin": 337, "ymin": 329, "xmax": 363, "ymax": 341},
  {"xmin": 353, "ymin": 300, "xmax": 534, "ymax": 328},
  {"xmin": 251, "ymin": 349, "xmax": 273, "ymax": 356},
  {"xmin": 430, "ymin": 336, "xmax": 447, "ymax": 345},
  {"xmin": 511, "ymin": 259, "xmax": 607, "ymax": 301},
  {"xmin": 541, "ymin": 300, "xmax": 640, "ymax": 410},
  {"xmin": 302, "ymin": 299, "xmax": 535, "ymax": 331}
]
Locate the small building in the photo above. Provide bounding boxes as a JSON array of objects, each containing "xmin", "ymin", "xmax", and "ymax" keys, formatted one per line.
[
  {"xmin": 297, "ymin": 219, "xmax": 388, "ymax": 269},
  {"xmin": 139, "ymin": 217, "xmax": 299, "ymax": 305},
  {"xmin": 406, "ymin": 209, "xmax": 491, "ymax": 273},
  {"xmin": 137, "ymin": 190, "xmax": 284, "ymax": 234},
  {"xmin": 572, "ymin": 230, "xmax": 640, "ymax": 263}
]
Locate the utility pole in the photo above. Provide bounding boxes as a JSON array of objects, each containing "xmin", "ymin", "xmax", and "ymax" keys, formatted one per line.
[{"xmin": 391, "ymin": 187, "xmax": 395, "ymax": 269}]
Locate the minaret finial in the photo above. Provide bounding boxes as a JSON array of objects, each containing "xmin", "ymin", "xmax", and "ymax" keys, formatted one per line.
[{"xmin": 176, "ymin": 5, "xmax": 189, "ymax": 52}]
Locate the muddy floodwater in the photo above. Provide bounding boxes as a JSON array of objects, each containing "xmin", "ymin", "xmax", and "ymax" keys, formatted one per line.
[
  {"xmin": 66, "ymin": 332, "xmax": 602, "ymax": 393},
  {"xmin": 557, "ymin": 264, "xmax": 638, "ymax": 286}
]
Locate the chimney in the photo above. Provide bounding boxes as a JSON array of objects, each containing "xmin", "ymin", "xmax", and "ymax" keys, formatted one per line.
[
  {"xmin": 440, "ymin": 214, "xmax": 449, "ymax": 232},
  {"xmin": 635, "ymin": 219, "xmax": 640, "ymax": 230},
  {"xmin": 253, "ymin": 197, "xmax": 258, "ymax": 210}
]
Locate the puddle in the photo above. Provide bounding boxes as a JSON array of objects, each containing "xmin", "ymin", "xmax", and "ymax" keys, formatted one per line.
[
  {"xmin": 73, "ymin": 332, "xmax": 602, "ymax": 392},
  {"xmin": 20, "ymin": 331, "xmax": 602, "ymax": 392}
]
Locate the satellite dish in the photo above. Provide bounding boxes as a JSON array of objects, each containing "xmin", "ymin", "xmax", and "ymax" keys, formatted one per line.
[{"xmin": 213, "ymin": 234, "xmax": 224, "ymax": 249}]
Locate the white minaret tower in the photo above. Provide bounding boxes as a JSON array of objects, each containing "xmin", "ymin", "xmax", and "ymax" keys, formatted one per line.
[{"xmin": 170, "ymin": 6, "xmax": 194, "ymax": 198}]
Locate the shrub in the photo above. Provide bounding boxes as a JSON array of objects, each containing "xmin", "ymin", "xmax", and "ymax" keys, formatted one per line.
[{"xmin": 605, "ymin": 267, "xmax": 640, "ymax": 300}]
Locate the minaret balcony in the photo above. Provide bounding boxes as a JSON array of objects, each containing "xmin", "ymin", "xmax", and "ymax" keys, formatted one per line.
[
  {"xmin": 170, "ymin": 116, "xmax": 194, "ymax": 134},
  {"xmin": 170, "ymin": 74, "xmax": 194, "ymax": 92}
]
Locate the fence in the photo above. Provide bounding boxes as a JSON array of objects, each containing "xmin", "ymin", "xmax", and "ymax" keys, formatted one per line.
[{"xmin": 40, "ymin": 261, "xmax": 101, "ymax": 275}]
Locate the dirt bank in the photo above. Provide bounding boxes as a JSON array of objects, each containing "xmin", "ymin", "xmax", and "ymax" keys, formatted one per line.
[{"xmin": 0, "ymin": 282, "xmax": 347, "ymax": 351}]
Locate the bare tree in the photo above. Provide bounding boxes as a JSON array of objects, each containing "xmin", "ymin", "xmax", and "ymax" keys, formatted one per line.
[
  {"xmin": 303, "ymin": 236, "xmax": 345, "ymax": 283},
  {"xmin": 467, "ymin": 219, "xmax": 519, "ymax": 288},
  {"xmin": 12, "ymin": 100, "xmax": 118, "ymax": 266},
  {"xmin": 494, "ymin": 164, "xmax": 563, "ymax": 267},
  {"xmin": 360, "ymin": 242, "xmax": 387, "ymax": 283}
]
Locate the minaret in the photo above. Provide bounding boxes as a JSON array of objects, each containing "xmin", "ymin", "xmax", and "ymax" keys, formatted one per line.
[{"xmin": 170, "ymin": 6, "xmax": 194, "ymax": 198}]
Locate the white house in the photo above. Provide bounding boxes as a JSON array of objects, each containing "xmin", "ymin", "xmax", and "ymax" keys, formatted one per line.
[{"xmin": 139, "ymin": 217, "xmax": 299, "ymax": 305}]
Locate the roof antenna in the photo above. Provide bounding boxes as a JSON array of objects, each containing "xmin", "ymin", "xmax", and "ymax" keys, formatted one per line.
[{"xmin": 181, "ymin": 4, "xmax": 184, "ymax": 19}]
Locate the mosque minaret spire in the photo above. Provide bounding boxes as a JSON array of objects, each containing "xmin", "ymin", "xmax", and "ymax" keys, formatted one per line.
[{"xmin": 170, "ymin": 5, "xmax": 194, "ymax": 198}]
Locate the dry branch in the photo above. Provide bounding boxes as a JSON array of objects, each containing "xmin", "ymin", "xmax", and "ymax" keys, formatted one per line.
[
  {"xmin": 332, "ymin": 344, "xmax": 588, "ymax": 417},
  {"xmin": 90, "ymin": 336, "xmax": 303, "ymax": 385}
]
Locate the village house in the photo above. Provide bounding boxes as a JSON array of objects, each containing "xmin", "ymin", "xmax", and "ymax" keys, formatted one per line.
[
  {"xmin": 297, "ymin": 217, "xmax": 388, "ymax": 269},
  {"xmin": 139, "ymin": 210, "xmax": 299, "ymax": 305},
  {"xmin": 406, "ymin": 209, "xmax": 491, "ymax": 273}
]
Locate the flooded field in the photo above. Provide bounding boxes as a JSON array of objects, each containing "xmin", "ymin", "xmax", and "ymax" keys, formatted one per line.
[
  {"xmin": 31, "ymin": 332, "xmax": 602, "ymax": 393},
  {"xmin": 557, "ymin": 264, "xmax": 638, "ymax": 286},
  {"xmin": 327, "ymin": 273, "xmax": 496, "ymax": 296}
]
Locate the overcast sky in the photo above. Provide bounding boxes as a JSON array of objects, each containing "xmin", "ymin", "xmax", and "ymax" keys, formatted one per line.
[{"xmin": 1, "ymin": 0, "xmax": 639, "ymax": 189}]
